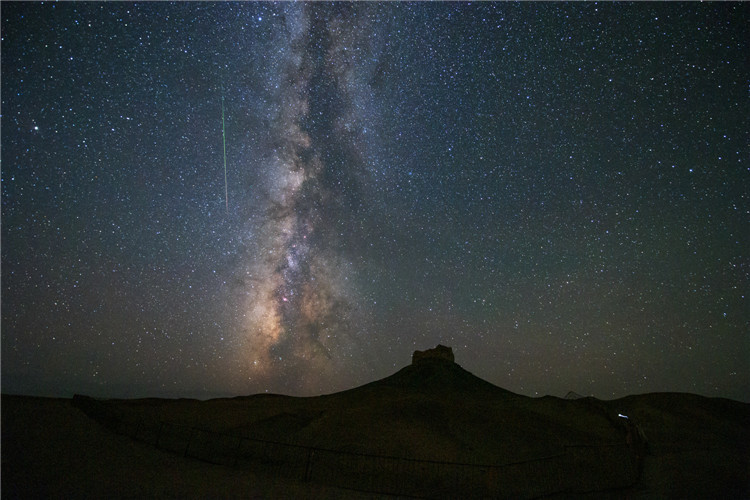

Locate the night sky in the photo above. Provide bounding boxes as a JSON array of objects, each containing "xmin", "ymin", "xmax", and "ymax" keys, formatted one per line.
[{"xmin": 2, "ymin": 2, "xmax": 748, "ymax": 402}]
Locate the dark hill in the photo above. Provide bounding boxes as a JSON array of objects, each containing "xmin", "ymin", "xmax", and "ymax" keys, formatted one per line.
[
  {"xmin": 3, "ymin": 347, "xmax": 749, "ymax": 498},
  {"xmin": 338, "ymin": 356, "xmax": 517, "ymax": 399}
]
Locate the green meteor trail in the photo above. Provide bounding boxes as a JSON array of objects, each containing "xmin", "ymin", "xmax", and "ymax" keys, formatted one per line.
[{"xmin": 221, "ymin": 91, "xmax": 228, "ymax": 214}]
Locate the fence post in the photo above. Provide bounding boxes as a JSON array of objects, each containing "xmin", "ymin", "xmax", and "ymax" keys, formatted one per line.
[
  {"xmin": 232, "ymin": 436, "xmax": 243, "ymax": 466},
  {"xmin": 184, "ymin": 427, "xmax": 194, "ymax": 458},
  {"xmin": 156, "ymin": 422, "xmax": 165, "ymax": 448},
  {"xmin": 304, "ymin": 448, "xmax": 314, "ymax": 482}
]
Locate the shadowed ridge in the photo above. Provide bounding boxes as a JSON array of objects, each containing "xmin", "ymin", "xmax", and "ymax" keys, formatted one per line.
[
  {"xmin": 330, "ymin": 355, "xmax": 520, "ymax": 403},
  {"xmin": 565, "ymin": 390, "xmax": 585, "ymax": 400},
  {"xmin": 374, "ymin": 357, "xmax": 517, "ymax": 397}
]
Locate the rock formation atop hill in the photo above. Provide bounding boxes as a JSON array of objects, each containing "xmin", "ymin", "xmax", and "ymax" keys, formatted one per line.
[{"xmin": 412, "ymin": 344, "xmax": 454, "ymax": 364}]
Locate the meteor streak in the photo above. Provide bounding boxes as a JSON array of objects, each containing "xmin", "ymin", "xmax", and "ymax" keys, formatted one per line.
[{"xmin": 221, "ymin": 90, "xmax": 228, "ymax": 214}]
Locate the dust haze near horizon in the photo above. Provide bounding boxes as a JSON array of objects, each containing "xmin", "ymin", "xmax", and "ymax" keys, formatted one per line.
[{"xmin": 2, "ymin": 3, "xmax": 748, "ymax": 402}]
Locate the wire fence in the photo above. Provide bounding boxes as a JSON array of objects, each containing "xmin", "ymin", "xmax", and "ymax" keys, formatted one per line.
[{"xmin": 72, "ymin": 395, "xmax": 639, "ymax": 498}]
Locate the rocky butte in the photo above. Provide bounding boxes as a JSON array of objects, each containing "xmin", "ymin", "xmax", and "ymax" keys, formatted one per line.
[{"xmin": 411, "ymin": 344, "xmax": 455, "ymax": 364}]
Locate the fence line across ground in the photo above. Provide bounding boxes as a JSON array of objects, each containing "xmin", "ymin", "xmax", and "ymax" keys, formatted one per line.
[{"xmin": 72, "ymin": 395, "xmax": 639, "ymax": 498}]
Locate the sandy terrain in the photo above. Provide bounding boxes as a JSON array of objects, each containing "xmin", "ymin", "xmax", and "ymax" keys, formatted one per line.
[{"xmin": 3, "ymin": 359, "xmax": 748, "ymax": 498}]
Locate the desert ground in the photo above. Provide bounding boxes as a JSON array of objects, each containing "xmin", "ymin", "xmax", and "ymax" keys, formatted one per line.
[{"xmin": 3, "ymin": 356, "xmax": 748, "ymax": 498}]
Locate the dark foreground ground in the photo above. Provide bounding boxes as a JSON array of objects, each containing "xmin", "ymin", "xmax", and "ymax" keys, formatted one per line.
[
  {"xmin": 3, "ymin": 360, "xmax": 748, "ymax": 498},
  {"xmin": 1, "ymin": 395, "xmax": 381, "ymax": 499}
]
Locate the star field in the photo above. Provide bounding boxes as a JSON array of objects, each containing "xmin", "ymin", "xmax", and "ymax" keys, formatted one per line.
[{"xmin": 1, "ymin": 2, "xmax": 748, "ymax": 401}]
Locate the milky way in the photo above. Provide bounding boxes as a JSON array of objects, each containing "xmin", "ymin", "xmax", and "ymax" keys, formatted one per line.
[{"xmin": 233, "ymin": 4, "xmax": 384, "ymax": 393}]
